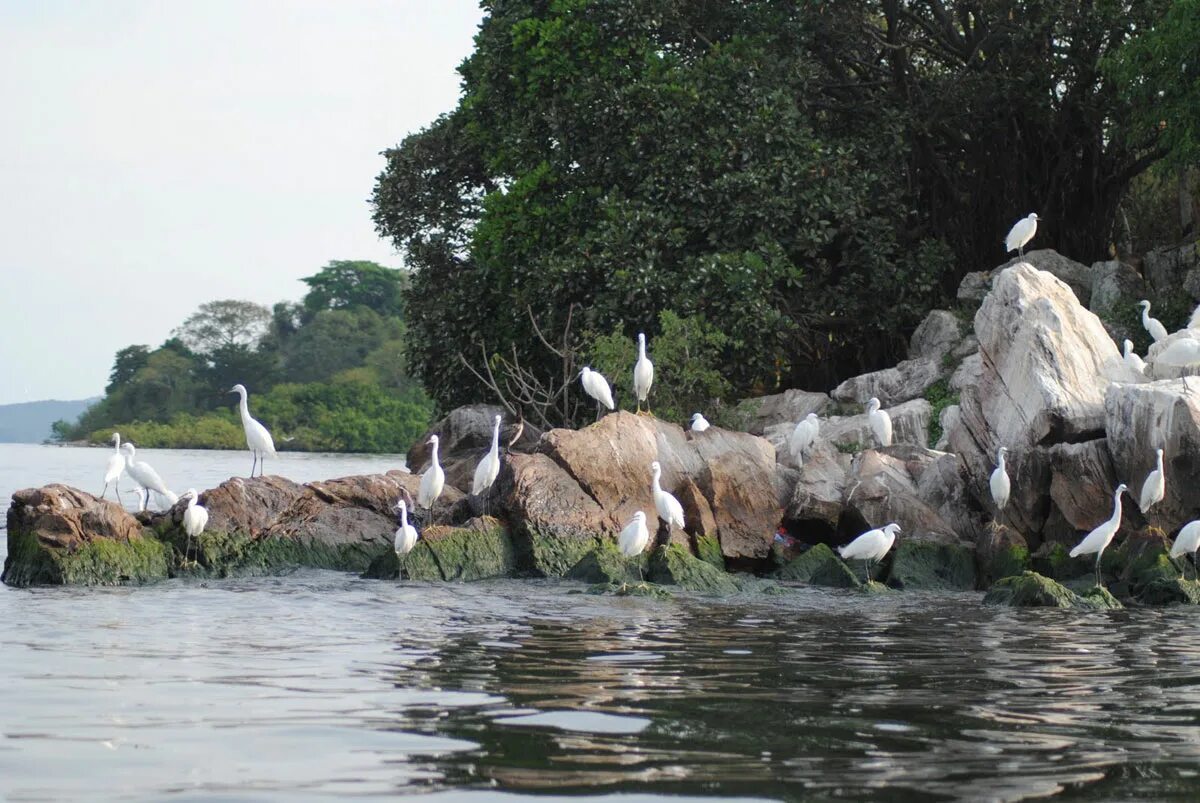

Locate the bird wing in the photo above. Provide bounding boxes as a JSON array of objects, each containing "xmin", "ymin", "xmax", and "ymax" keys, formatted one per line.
[
  {"xmin": 472, "ymin": 453, "xmax": 498, "ymax": 494},
  {"xmin": 1171, "ymin": 523, "xmax": 1200, "ymax": 556},
  {"xmin": 249, "ymin": 418, "xmax": 277, "ymax": 455},
  {"xmin": 1139, "ymin": 470, "xmax": 1162, "ymax": 510},
  {"xmin": 128, "ymin": 462, "xmax": 170, "ymax": 494},
  {"xmin": 839, "ymin": 530, "xmax": 883, "ymax": 560}
]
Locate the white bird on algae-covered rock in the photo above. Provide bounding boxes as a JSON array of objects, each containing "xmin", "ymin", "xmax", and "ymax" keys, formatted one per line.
[
  {"xmin": 633, "ymin": 332, "xmax": 654, "ymax": 415},
  {"xmin": 579, "ymin": 366, "xmax": 615, "ymax": 420},
  {"xmin": 1123, "ymin": 340, "xmax": 1146, "ymax": 377},
  {"xmin": 120, "ymin": 443, "xmax": 177, "ymax": 512},
  {"xmin": 1004, "ymin": 213, "xmax": 1039, "ymax": 257},
  {"xmin": 1171, "ymin": 520, "xmax": 1200, "ymax": 580},
  {"xmin": 181, "ymin": 488, "xmax": 208, "ymax": 565},
  {"xmin": 419, "ymin": 434, "xmax": 445, "ymax": 522},
  {"xmin": 1070, "ymin": 482, "xmax": 1127, "ymax": 589},
  {"xmin": 618, "ymin": 510, "xmax": 651, "ymax": 582},
  {"xmin": 838, "ymin": 522, "xmax": 900, "ymax": 583},
  {"xmin": 650, "ymin": 461, "xmax": 685, "ymax": 532},
  {"xmin": 690, "ymin": 412, "xmax": 710, "ymax": 433},
  {"xmin": 100, "ymin": 432, "xmax": 126, "ymax": 501},
  {"xmin": 230, "ymin": 383, "xmax": 276, "ymax": 477},
  {"xmin": 866, "ymin": 397, "xmax": 892, "ymax": 448},
  {"xmin": 990, "ymin": 446, "xmax": 1010, "ymax": 518},
  {"xmin": 1138, "ymin": 300, "xmax": 1169, "ymax": 343},
  {"xmin": 1139, "ymin": 448, "xmax": 1166, "ymax": 514},
  {"xmin": 789, "ymin": 413, "xmax": 820, "ymax": 466},
  {"xmin": 393, "ymin": 499, "xmax": 419, "ymax": 580}
]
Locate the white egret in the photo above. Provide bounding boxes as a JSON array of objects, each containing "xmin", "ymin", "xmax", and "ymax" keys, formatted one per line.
[
  {"xmin": 418, "ymin": 434, "xmax": 445, "ymax": 521},
  {"xmin": 838, "ymin": 522, "xmax": 901, "ymax": 583},
  {"xmin": 1004, "ymin": 213, "xmax": 1039, "ymax": 257},
  {"xmin": 618, "ymin": 510, "xmax": 651, "ymax": 582},
  {"xmin": 1069, "ymin": 482, "xmax": 1128, "ymax": 588},
  {"xmin": 990, "ymin": 446, "xmax": 1010, "ymax": 516},
  {"xmin": 1122, "ymin": 339, "xmax": 1146, "ymax": 376},
  {"xmin": 230, "ymin": 384, "xmax": 276, "ymax": 477},
  {"xmin": 690, "ymin": 412, "xmax": 711, "ymax": 433},
  {"xmin": 1138, "ymin": 300, "xmax": 1168, "ymax": 343},
  {"xmin": 100, "ymin": 432, "xmax": 126, "ymax": 501},
  {"xmin": 866, "ymin": 397, "xmax": 893, "ymax": 448},
  {"xmin": 1139, "ymin": 448, "xmax": 1166, "ymax": 514},
  {"xmin": 579, "ymin": 366, "xmax": 615, "ymax": 419},
  {"xmin": 1170, "ymin": 520, "xmax": 1200, "ymax": 580},
  {"xmin": 120, "ymin": 443, "xmax": 177, "ymax": 511},
  {"xmin": 472, "ymin": 415, "xmax": 502, "ymax": 515},
  {"xmin": 181, "ymin": 489, "xmax": 208, "ymax": 564},
  {"xmin": 1155, "ymin": 336, "xmax": 1200, "ymax": 368},
  {"xmin": 393, "ymin": 499, "xmax": 419, "ymax": 579},
  {"xmin": 632, "ymin": 332, "xmax": 655, "ymax": 415},
  {"xmin": 789, "ymin": 413, "xmax": 820, "ymax": 466},
  {"xmin": 650, "ymin": 461, "xmax": 685, "ymax": 531}
]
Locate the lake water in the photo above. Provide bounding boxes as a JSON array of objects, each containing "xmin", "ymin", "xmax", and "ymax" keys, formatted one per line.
[{"xmin": 4, "ymin": 444, "xmax": 1200, "ymax": 801}]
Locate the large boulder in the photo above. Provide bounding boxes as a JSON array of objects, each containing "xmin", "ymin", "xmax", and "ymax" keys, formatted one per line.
[
  {"xmin": 998, "ymin": 250, "xmax": 1097, "ymax": 306},
  {"xmin": 1089, "ymin": 260, "xmax": 1146, "ymax": 319},
  {"xmin": 983, "ymin": 571, "xmax": 1121, "ymax": 609},
  {"xmin": 1143, "ymin": 241, "xmax": 1200, "ymax": 299},
  {"xmin": 909, "ymin": 310, "xmax": 963, "ymax": 361},
  {"xmin": 408, "ymin": 404, "xmax": 539, "ymax": 472},
  {"xmin": 767, "ymin": 398, "xmax": 933, "ymax": 457},
  {"xmin": 735, "ymin": 389, "xmax": 829, "ymax": 436},
  {"xmin": 831, "ymin": 357, "xmax": 943, "ymax": 407}
]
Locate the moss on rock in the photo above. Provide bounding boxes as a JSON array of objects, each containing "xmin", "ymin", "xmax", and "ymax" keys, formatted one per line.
[
  {"xmin": 774, "ymin": 543, "xmax": 860, "ymax": 588},
  {"xmin": 179, "ymin": 529, "xmax": 385, "ymax": 579},
  {"xmin": 2, "ymin": 525, "xmax": 169, "ymax": 587},
  {"xmin": 695, "ymin": 535, "xmax": 725, "ymax": 570},
  {"xmin": 362, "ymin": 521, "xmax": 516, "ymax": 581},
  {"xmin": 567, "ymin": 540, "xmax": 647, "ymax": 585},
  {"xmin": 887, "ymin": 540, "xmax": 976, "ymax": 591},
  {"xmin": 649, "ymin": 544, "xmax": 740, "ymax": 595},
  {"xmin": 984, "ymin": 571, "xmax": 1120, "ymax": 609},
  {"xmin": 586, "ymin": 581, "xmax": 673, "ymax": 598}
]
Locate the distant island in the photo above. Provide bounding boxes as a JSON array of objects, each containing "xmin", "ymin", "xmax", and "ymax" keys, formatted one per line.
[{"xmin": 0, "ymin": 398, "xmax": 98, "ymax": 444}]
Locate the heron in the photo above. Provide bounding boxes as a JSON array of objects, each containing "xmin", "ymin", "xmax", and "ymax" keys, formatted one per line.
[
  {"xmin": 579, "ymin": 366, "xmax": 615, "ymax": 420},
  {"xmin": 1171, "ymin": 520, "xmax": 1200, "ymax": 581},
  {"xmin": 633, "ymin": 332, "xmax": 654, "ymax": 415},
  {"xmin": 472, "ymin": 415, "xmax": 502, "ymax": 516},
  {"xmin": 866, "ymin": 397, "xmax": 893, "ymax": 448},
  {"xmin": 618, "ymin": 510, "xmax": 651, "ymax": 583},
  {"xmin": 650, "ymin": 461, "xmax": 685, "ymax": 533},
  {"xmin": 1139, "ymin": 448, "xmax": 1166, "ymax": 514},
  {"xmin": 100, "ymin": 432, "xmax": 126, "ymax": 501},
  {"xmin": 120, "ymin": 443, "xmax": 177, "ymax": 511},
  {"xmin": 230, "ymin": 384, "xmax": 276, "ymax": 477},
  {"xmin": 418, "ymin": 434, "xmax": 445, "ymax": 522},
  {"xmin": 838, "ymin": 523, "xmax": 901, "ymax": 584},
  {"xmin": 690, "ymin": 412, "xmax": 711, "ymax": 433},
  {"xmin": 1004, "ymin": 213, "xmax": 1039, "ymax": 257},
  {"xmin": 181, "ymin": 488, "xmax": 208, "ymax": 565},
  {"xmin": 1138, "ymin": 300, "xmax": 1169, "ymax": 343},
  {"xmin": 1069, "ymin": 483, "xmax": 1128, "ymax": 589},
  {"xmin": 393, "ymin": 499, "xmax": 419, "ymax": 580},
  {"xmin": 1123, "ymin": 340, "xmax": 1146, "ymax": 377},
  {"xmin": 990, "ymin": 446, "xmax": 1010, "ymax": 518},
  {"xmin": 789, "ymin": 413, "xmax": 820, "ymax": 466}
]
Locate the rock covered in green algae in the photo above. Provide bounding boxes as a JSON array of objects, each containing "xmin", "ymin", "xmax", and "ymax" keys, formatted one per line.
[
  {"xmin": 649, "ymin": 545, "xmax": 740, "ymax": 595},
  {"xmin": 2, "ymin": 485, "xmax": 169, "ymax": 587},
  {"xmin": 861, "ymin": 579, "xmax": 896, "ymax": 594},
  {"xmin": 567, "ymin": 540, "xmax": 646, "ymax": 585},
  {"xmin": 975, "ymin": 524, "xmax": 1030, "ymax": 585},
  {"xmin": 586, "ymin": 581, "xmax": 673, "ymax": 598},
  {"xmin": 362, "ymin": 518, "xmax": 516, "ymax": 581},
  {"xmin": 695, "ymin": 534, "xmax": 725, "ymax": 570},
  {"xmin": 1138, "ymin": 577, "xmax": 1200, "ymax": 605},
  {"xmin": 887, "ymin": 540, "xmax": 976, "ymax": 591},
  {"xmin": 983, "ymin": 571, "xmax": 1121, "ymax": 609},
  {"xmin": 774, "ymin": 543, "xmax": 860, "ymax": 588}
]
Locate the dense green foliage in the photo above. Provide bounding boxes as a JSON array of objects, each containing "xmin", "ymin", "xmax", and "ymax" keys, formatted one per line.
[
  {"xmin": 373, "ymin": 0, "xmax": 1178, "ymax": 424},
  {"xmin": 58, "ymin": 261, "xmax": 433, "ymax": 452}
]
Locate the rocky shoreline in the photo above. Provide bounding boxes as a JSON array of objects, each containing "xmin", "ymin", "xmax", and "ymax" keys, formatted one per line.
[{"xmin": 8, "ymin": 247, "xmax": 1200, "ymax": 609}]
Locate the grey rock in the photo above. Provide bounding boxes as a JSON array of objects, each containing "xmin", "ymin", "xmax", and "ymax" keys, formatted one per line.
[
  {"xmin": 735, "ymin": 389, "xmax": 829, "ymax": 436},
  {"xmin": 910, "ymin": 310, "xmax": 963, "ymax": 361},
  {"xmin": 1143, "ymin": 241, "xmax": 1200, "ymax": 299},
  {"xmin": 1089, "ymin": 260, "xmax": 1145, "ymax": 317},
  {"xmin": 998, "ymin": 250, "xmax": 1096, "ymax": 306},
  {"xmin": 831, "ymin": 357, "xmax": 943, "ymax": 407}
]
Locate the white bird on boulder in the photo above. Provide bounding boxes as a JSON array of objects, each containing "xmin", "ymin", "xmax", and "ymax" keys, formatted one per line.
[
  {"xmin": 1004, "ymin": 213, "xmax": 1039, "ymax": 257},
  {"xmin": 1070, "ymin": 483, "xmax": 1127, "ymax": 589},
  {"xmin": 1138, "ymin": 300, "xmax": 1168, "ymax": 343},
  {"xmin": 990, "ymin": 446, "xmax": 1010, "ymax": 517},
  {"xmin": 579, "ymin": 366, "xmax": 615, "ymax": 420},
  {"xmin": 419, "ymin": 435, "xmax": 445, "ymax": 521},
  {"xmin": 650, "ymin": 461, "xmax": 685, "ymax": 532},
  {"xmin": 1155, "ymin": 336, "xmax": 1200, "ymax": 369},
  {"xmin": 838, "ymin": 522, "xmax": 900, "ymax": 583},
  {"xmin": 120, "ymin": 443, "xmax": 177, "ymax": 511},
  {"xmin": 393, "ymin": 499, "xmax": 419, "ymax": 579},
  {"xmin": 690, "ymin": 412, "xmax": 710, "ymax": 433},
  {"xmin": 618, "ymin": 510, "xmax": 651, "ymax": 582},
  {"xmin": 230, "ymin": 384, "xmax": 276, "ymax": 477},
  {"xmin": 633, "ymin": 333, "xmax": 654, "ymax": 415},
  {"xmin": 100, "ymin": 432, "xmax": 126, "ymax": 501},
  {"xmin": 1171, "ymin": 520, "xmax": 1200, "ymax": 580},
  {"xmin": 472, "ymin": 415, "xmax": 502, "ymax": 497},
  {"xmin": 1139, "ymin": 448, "xmax": 1166, "ymax": 514},
  {"xmin": 1123, "ymin": 340, "xmax": 1146, "ymax": 376},
  {"xmin": 789, "ymin": 413, "xmax": 820, "ymax": 466},
  {"xmin": 181, "ymin": 488, "xmax": 208, "ymax": 564},
  {"xmin": 866, "ymin": 397, "xmax": 892, "ymax": 448}
]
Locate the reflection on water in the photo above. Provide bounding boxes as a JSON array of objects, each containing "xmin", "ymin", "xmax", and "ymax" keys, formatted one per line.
[{"xmin": 4, "ymin": 573, "xmax": 1200, "ymax": 801}]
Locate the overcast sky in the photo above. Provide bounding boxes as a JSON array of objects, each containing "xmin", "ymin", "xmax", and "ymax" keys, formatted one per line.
[{"xmin": 0, "ymin": 1, "xmax": 483, "ymax": 404}]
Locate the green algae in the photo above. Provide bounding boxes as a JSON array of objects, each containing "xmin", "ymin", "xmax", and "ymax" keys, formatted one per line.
[
  {"xmin": 649, "ymin": 544, "xmax": 739, "ymax": 595},
  {"xmin": 567, "ymin": 540, "xmax": 647, "ymax": 585},
  {"xmin": 984, "ymin": 571, "xmax": 1121, "ymax": 609},
  {"xmin": 887, "ymin": 540, "xmax": 976, "ymax": 591},
  {"xmin": 695, "ymin": 535, "xmax": 725, "ymax": 570},
  {"xmin": 362, "ymin": 523, "xmax": 516, "ymax": 581},
  {"xmin": 774, "ymin": 543, "xmax": 860, "ymax": 588},
  {"xmin": 2, "ymin": 525, "xmax": 168, "ymax": 587}
]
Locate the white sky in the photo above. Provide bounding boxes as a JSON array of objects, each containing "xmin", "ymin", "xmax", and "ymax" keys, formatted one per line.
[{"xmin": 0, "ymin": 0, "xmax": 483, "ymax": 404}]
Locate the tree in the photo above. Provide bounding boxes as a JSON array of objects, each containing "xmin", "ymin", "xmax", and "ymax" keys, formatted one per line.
[
  {"xmin": 174, "ymin": 300, "xmax": 271, "ymax": 355},
  {"xmin": 106, "ymin": 345, "xmax": 151, "ymax": 394},
  {"xmin": 300, "ymin": 261, "xmax": 409, "ymax": 320},
  {"xmin": 281, "ymin": 307, "xmax": 404, "ymax": 384}
]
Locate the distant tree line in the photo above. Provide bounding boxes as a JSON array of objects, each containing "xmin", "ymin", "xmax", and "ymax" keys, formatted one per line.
[
  {"xmin": 372, "ymin": 0, "xmax": 1199, "ymax": 427},
  {"xmin": 56, "ymin": 261, "xmax": 433, "ymax": 452}
]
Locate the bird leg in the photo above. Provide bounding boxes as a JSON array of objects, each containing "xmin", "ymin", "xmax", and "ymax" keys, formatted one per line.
[
  {"xmin": 865, "ymin": 559, "xmax": 872, "ymax": 584},
  {"xmin": 250, "ymin": 451, "xmax": 258, "ymax": 478},
  {"xmin": 1095, "ymin": 551, "xmax": 1103, "ymax": 589}
]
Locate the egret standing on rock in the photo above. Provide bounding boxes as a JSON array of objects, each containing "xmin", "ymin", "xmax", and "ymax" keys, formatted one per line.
[
  {"xmin": 866, "ymin": 398, "xmax": 893, "ymax": 448},
  {"xmin": 100, "ymin": 432, "xmax": 126, "ymax": 501},
  {"xmin": 1138, "ymin": 300, "xmax": 1169, "ymax": 343},
  {"xmin": 393, "ymin": 499, "xmax": 419, "ymax": 579},
  {"xmin": 230, "ymin": 384, "xmax": 276, "ymax": 477},
  {"xmin": 650, "ymin": 461, "xmax": 685, "ymax": 533},
  {"xmin": 1171, "ymin": 520, "xmax": 1200, "ymax": 580},
  {"xmin": 618, "ymin": 510, "xmax": 651, "ymax": 582},
  {"xmin": 1004, "ymin": 213, "xmax": 1039, "ymax": 257},
  {"xmin": 1139, "ymin": 448, "xmax": 1166, "ymax": 514},
  {"xmin": 789, "ymin": 413, "xmax": 820, "ymax": 466},
  {"xmin": 419, "ymin": 435, "xmax": 445, "ymax": 522},
  {"xmin": 990, "ymin": 446, "xmax": 1010, "ymax": 518},
  {"xmin": 838, "ymin": 523, "xmax": 900, "ymax": 583},
  {"xmin": 579, "ymin": 367, "xmax": 615, "ymax": 420},
  {"xmin": 1123, "ymin": 340, "xmax": 1146, "ymax": 376},
  {"xmin": 690, "ymin": 413, "xmax": 710, "ymax": 433},
  {"xmin": 633, "ymin": 333, "xmax": 654, "ymax": 415},
  {"xmin": 120, "ymin": 443, "xmax": 177, "ymax": 511},
  {"xmin": 181, "ymin": 489, "xmax": 208, "ymax": 564},
  {"xmin": 1070, "ymin": 483, "xmax": 1128, "ymax": 589},
  {"xmin": 472, "ymin": 415, "xmax": 502, "ymax": 514}
]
